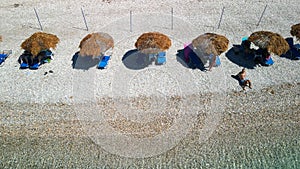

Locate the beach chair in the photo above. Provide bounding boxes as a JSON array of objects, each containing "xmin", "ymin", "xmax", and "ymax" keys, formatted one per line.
[
  {"xmin": 20, "ymin": 62, "xmax": 29, "ymax": 69},
  {"xmin": 97, "ymin": 55, "xmax": 111, "ymax": 69},
  {"xmin": 156, "ymin": 52, "xmax": 166, "ymax": 65},
  {"xmin": 0, "ymin": 50, "xmax": 12, "ymax": 66}
]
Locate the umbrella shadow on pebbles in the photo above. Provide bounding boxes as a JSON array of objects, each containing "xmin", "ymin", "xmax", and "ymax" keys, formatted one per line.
[
  {"xmin": 176, "ymin": 47, "xmax": 206, "ymax": 71},
  {"xmin": 225, "ymin": 45, "xmax": 256, "ymax": 69},
  {"xmin": 72, "ymin": 51, "xmax": 99, "ymax": 70},
  {"xmin": 122, "ymin": 49, "xmax": 151, "ymax": 70}
]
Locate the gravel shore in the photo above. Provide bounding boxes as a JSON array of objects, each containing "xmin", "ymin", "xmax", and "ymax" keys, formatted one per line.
[
  {"xmin": 1, "ymin": 82, "xmax": 299, "ymax": 168},
  {"xmin": 0, "ymin": 0, "xmax": 299, "ymax": 168}
]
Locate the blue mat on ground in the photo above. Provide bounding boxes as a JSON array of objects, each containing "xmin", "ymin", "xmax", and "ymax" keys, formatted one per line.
[{"xmin": 98, "ymin": 56, "xmax": 111, "ymax": 69}]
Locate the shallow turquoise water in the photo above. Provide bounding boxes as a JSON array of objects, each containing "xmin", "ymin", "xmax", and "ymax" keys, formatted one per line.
[{"xmin": 0, "ymin": 129, "xmax": 298, "ymax": 168}]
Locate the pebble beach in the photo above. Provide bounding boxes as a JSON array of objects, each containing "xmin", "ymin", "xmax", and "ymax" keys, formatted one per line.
[{"xmin": 0, "ymin": 0, "xmax": 299, "ymax": 168}]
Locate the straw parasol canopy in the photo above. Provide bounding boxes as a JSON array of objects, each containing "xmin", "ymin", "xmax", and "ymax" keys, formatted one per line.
[
  {"xmin": 290, "ymin": 23, "xmax": 300, "ymax": 41},
  {"xmin": 79, "ymin": 32, "xmax": 114, "ymax": 58},
  {"xmin": 21, "ymin": 32, "xmax": 60, "ymax": 57},
  {"xmin": 192, "ymin": 33, "xmax": 229, "ymax": 56},
  {"xmin": 248, "ymin": 31, "xmax": 289, "ymax": 56},
  {"xmin": 135, "ymin": 32, "xmax": 172, "ymax": 54}
]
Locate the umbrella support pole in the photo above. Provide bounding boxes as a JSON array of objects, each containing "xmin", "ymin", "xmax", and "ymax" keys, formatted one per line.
[
  {"xmin": 34, "ymin": 8, "xmax": 43, "ymax": 31},
  {"xmin": 81, "ymin": 7, "xmax": 89, "ymax": 31},
  {"xmin": 217, "ymin": 6, "xmax": 225, "ymax": 29},
  {"xmin": 257, "ymin": 5, "xmax": 268, "ymax": 27},
  {"xmin": 171, "ymin": 8, "xmax": 173, "ymax": 30},
  {"xmin": 130, "ymin": 11, "xmax": 132, "ymax": 32}
]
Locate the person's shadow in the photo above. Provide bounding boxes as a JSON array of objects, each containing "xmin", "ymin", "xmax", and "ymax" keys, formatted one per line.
[
  {"xmin": 176, "ymin": 45, "xmax": 206, "ymax": 71},
  {"xmin": 122, "ymin": 49, "xmax": 151, "ymax": 70},
  {"xmin": 281, "ymin": 37, "xmax": 300, "ymax": 60},
  {"xmin": 225, "ymin": 45, "xmax": 256, "ymax": 69},
  {"xmin": 72, "ymin": 51, "xmax": 100, "ymax": 70}
]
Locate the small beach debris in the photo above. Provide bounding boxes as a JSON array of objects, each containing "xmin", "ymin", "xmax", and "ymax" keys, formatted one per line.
[
  {"xmin": 44, "ymin": 70, "xmax": 53, "ymax": 75},
  {"xmin": 14, "ymin": 4, "xmax": 20, "ymax": 8}
]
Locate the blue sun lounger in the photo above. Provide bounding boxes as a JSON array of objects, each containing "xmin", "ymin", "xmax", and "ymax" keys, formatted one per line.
[
  {"xmin": 0, "ymin": 50, "xmax": 12, "ymax": 66},
  {"xmin": 29, "ymin": 63, "xmax": 40, "ymax": 70},
  {"xmin": 97, "ymin": 55, "xmax": 111, "ymax": 69},
  {"xmin": 156, "ymin": 52, "xmax": 166, "ymax": 65},
  {"xmin": 0, "ymin": 54, "xmax": 8, "ymax": 66},
  {"xmin": 20, "ymin": 62, "xmax": 29, "ymax": 69}
]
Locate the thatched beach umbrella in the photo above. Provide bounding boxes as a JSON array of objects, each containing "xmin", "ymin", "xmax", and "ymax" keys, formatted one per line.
[
  {"xmin": 290, "ymin": 23, "xmax": 300, "ymax": 41},
  {"xmin": 21, "ymin": 32, "xmax": 60, "ymax": 57},
  {"xmin": 135, "ymin": 32, "xmax": 172, "ymax": 54},
  {"xmin": 79, "ymin": 32, "xmax": 114, "ymax": 58},
  {"xmin": 248, "ymin": 31, "xmax": 289, "ymax": 56},
  {"xmin": 192, "ymin": 33, "xmax": 229, "ymax": 56}
]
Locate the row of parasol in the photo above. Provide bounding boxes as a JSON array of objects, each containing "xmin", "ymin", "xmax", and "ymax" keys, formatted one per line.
[{"xmin": 12, "ymin": 23, "xmax": 300, "ymax": 69}]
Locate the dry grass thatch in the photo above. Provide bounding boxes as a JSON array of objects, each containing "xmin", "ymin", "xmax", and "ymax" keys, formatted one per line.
[
  {"xmin": 192, "ymin": 33, "xmax": 229, "ymax": 56},
  {"xmin": 135, "ymin": 32, "xmax": 172, "ymax": 54},
  {"xmin": 248, "ymin": 31, "xmax": 289, "ymax": 56},
  {"xmin": 290, "ymin": 23, "xmax": 300, "ymax": 41},
  {"xmin": 21, "ymin": 32, "xmax": 60, "ymax": 57},
  {"xmin": 79, "ymin": 32, "xmax": 114, "ymax": 58}
]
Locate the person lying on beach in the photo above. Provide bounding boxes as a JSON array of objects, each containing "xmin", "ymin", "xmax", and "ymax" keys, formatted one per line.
[
  {"xmin": 231, "ymin": 68, "xmax": 252, "ymax": 90},
  {"xmin": 18, "ymin": 50, "xmax": 53, "ymax": 69},
  {"xmin": 254, "ymin": 48, "xmax": 273, "ymax": 66}
]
